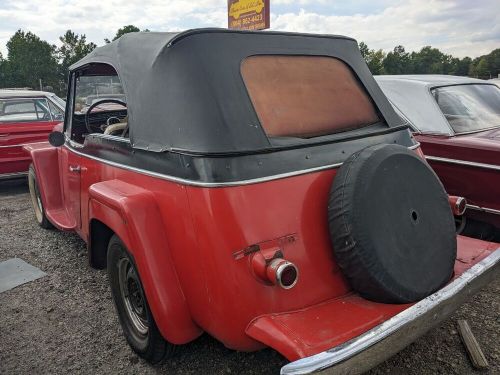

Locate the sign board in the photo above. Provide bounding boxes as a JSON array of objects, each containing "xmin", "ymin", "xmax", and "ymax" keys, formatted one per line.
[{"xmin": 228, "ymin": 0, "xmax": 270, "ymax": 31}]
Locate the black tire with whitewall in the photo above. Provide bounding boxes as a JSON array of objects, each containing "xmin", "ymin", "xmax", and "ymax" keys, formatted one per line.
[
  {"xmin": 28, "ymin": 164, "xmax": 53, "ymax": 229},
  {"xmin": 107, "ymin": 234, "xmax": 176, "ymax": 364}
]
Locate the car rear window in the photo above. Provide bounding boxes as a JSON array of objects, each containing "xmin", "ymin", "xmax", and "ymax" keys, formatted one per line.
[
  {"xmin": 241, "ymin": 55, "xmax": 380, "ymax": 139},
  {"xmin": 432, "ymin": 84, "xmax": 500, "ymax": 134}
]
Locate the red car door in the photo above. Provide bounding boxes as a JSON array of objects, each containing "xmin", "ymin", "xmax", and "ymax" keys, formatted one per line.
[
  {"xmin": 0, "ymin": 97, "xmax": 59, "ymax": 176},
  {"xmin": 58, "ymin": 144, "xmax": 82, "ymax": 231}
]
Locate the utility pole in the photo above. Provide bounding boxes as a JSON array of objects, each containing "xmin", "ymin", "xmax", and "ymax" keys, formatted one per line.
[{"xmin": 39, "ymin": 79, "xmax": 43, "ymax": 91}]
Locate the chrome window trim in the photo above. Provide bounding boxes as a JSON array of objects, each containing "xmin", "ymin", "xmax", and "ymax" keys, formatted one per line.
[
  {"xmin": 425, "ymin": 155, "xmax": 500, "ymax": 171},
  {"xmin": 64, "ymin": 141, "xmax": 420, "ymax": 187},
  {"xmin": 452, "ymin": 125, "xmax": 500, "ymax": 136},
  {"xmin": 466, "ymin": 204, "xmax": 500, "ymax": 216}
]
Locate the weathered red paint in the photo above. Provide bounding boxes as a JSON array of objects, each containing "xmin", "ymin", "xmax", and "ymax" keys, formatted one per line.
[
  {"xmin": 417, "ymin": 129, "xmax": 500, "ymax": 228},
  {"xmin": 23, "ymin": 142, "xmax": 499, "ymax": 359},
  {"xmin": 246, "ymin": 235, "xmax": 498, "ymax": 360},
  {"xmin": 0, "ymin": 119, "xmax": 58, "ymax": 175}
]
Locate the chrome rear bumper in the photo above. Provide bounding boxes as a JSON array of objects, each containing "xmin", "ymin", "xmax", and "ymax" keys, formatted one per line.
[{"xmin": 281, "ymin": 248, "xmax": 500, "ymax": 375}]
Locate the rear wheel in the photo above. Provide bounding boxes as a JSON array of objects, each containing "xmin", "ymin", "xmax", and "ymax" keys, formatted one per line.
[
  {"xmin": 28, "ymin": 164, "xmax": 53, "ymax": 229},
  {"xmin": 107, "ymin": 235, "xmax": 176, "ymax": 363}
]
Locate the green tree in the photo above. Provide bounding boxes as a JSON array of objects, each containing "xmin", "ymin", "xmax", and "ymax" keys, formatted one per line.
[
  {"xmin": 383, "ymin": 45, "xmax": 411, "ymax": 74},
  {"xmin": 105, "ymin": 25, "xmax": 144, "ymax": 43},
  {"xmin": 58, "ymin": 30, "xmax": 96, "ymax": 83},
  {"xmin": 367, "ymin": 49, "xmax": 386, "ymax": 75},
  {"xmin": 358, "ymin": 42, "xmax": 385, "ymax": 74},
  {"xmin": 488, "ymin": 49, "xmax": 500, "ymax": 78},
  {"xmin": 358, "ymin": 41, "xmax": 370, "ymax": 59},
  {"xmin": 5, "ymin": 30, "xmax": 59, "ymax": 90},
  {"xmin": 470, "ymin": 49, "xmax": 500, "ymax": 79},
  {"xmin": 472, "ymin": 57, "xmax": 490, "ymax": 78},
  {"xmin": 409, "ymin": 46, "xmax": 457, "ymax": 74},
  {"xmin": 0, "ymin": 52, "xmax": 8, "ymax": 87},
  {"xmin": 448, "ymin": 56, "xmax": 471, "ymax": 76}
]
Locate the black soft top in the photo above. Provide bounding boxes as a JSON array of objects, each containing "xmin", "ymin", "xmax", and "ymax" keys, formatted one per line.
[{"xmin": 70, "ymin": 28, "xmax": 404, "ymax": 154}]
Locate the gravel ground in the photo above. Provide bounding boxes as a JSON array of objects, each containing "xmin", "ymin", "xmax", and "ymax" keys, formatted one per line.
[{"xmin": 0, "ymin": 178, "xmax": 498, "ymax": 375}]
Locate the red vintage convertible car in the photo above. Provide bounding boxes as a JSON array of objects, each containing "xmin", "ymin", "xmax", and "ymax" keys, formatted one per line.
[
  {"xmin": 0, "ymin": 90, "xmax": 65, "ymax": 179},
  {"xmin": 376, "ymin": 76, "xmax": 500, "ymax": 240},
  {"xmin": 25, "ymin": 30, "xmax": 499, "ymax": 373}
]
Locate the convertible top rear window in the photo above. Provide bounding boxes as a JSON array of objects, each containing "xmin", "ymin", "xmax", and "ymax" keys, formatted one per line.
[
  {"xmin": 241, "ymin": 55, "xmax": 380, "ymax": 139},
  {"xmin": 432, "ymin": 84, "xmax": 500, "ymax": 134}
]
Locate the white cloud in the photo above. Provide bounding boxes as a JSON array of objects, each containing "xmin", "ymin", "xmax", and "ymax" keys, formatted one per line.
[
  {"xmin": 0, "ymin": 0, "xmax": 498, "ymax": 58},
  {"xmin": 270, "ymin": 0, "xmax": 500, "ymax": 57}
]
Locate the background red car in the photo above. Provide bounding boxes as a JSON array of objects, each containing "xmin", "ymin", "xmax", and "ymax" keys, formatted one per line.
[
  {"xmin": 0, "ymin": 90, "xmax": 65, "ymax": 179},
  {"xmin": 376, "ymin": 75, "xmax": 500, "ymax": 241}
]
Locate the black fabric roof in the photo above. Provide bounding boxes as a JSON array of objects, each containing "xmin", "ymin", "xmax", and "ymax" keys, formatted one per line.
[{"xmin": 70, "ymin": 28, "xmax": 405, "ymax": 153}]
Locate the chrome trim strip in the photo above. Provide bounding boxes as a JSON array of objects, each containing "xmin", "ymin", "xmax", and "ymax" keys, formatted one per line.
[
  {"xmin": 453, "ymin": 125, "xmax": 500, "ymax": 136},
  {"xmin": 0, "ymin": 171, "xmax": 28, "ymax": 180},
  {"xmin": 64, "ymin": 144, "xmax": 343, "ymax": 187},
  {"xmin": 426, "ymin": 155, "xmax": 500, "ymax": 171},
  {"xmin": 0, "ymin": 141, "xmax": 48, "ymax": 149},
  {"xmin": 466, "ymin": 204, "xmax": 500, "ymax": 216},
  {"xmin": 89, "ymin": 133, "xmax": 131, "ymax": 144},
  {"xmin": 281, "ymin": 248, "xmax": 500, "ymax": 374},
  {"xmin": 408, "ymin": 142, "xmax": 420, "ymax": 150},
  {"xmin": 65, "ymin": 142, "xmax": 420, "ymax": 188}
]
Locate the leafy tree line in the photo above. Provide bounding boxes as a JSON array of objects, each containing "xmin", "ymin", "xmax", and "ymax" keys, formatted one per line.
[
  {"xmin": 359, "ymin": 42, "xmax": 500, "ymax": 79},
  {"xmin": 0, "ymin": 26, "xmax": 498, "ymax": 97},
  {"xmin": 0, "ymin": 26, "xmax": 144, "ymax": 95}
]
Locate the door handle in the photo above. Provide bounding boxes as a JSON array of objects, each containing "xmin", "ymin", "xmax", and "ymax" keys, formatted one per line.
[
  {"xmin": 69, "ymin": 165, "xmax": 81, "ymax": 173},
  {"xmin": 0, "ymin": 134, "xmax": 9, "ymax": 137}
]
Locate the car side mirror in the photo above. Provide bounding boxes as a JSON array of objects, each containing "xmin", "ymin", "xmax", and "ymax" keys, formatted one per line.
[{"xmin": 48, "ymin": 131, "xmax": 65, "ymax": 147}]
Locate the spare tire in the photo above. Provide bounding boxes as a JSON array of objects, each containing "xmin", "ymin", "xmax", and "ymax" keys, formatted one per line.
[{"xmin": 328, "ymin": 144, "xmax": 456, "ymax": 304}]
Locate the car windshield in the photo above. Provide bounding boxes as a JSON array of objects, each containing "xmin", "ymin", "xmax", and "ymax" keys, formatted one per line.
[{"xmin": 432, "ymin": 84, "xmax": 500, "ymax": 134}]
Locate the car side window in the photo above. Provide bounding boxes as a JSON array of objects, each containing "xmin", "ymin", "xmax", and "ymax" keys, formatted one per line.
[
  {"xmin": 0, "ymin": 98, "xmax": 52, "ymax": 123},
  {"xmin": 48, "ymin": 100, "xmax": 64, "ymax": 121},
  {"xmin": 69, "ymin": 66, "xmax": 127, "ymax": 144}
]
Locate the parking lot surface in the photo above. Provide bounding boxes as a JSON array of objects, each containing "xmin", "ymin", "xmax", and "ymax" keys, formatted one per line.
[{"xmin": 0, "ymin": 179, "xmax": 498, "ymax": 374}]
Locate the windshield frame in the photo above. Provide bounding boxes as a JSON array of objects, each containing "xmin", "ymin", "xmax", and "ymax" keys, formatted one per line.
[{"xmin": 430, "ymin": 83, "xmax": 500, "ymax": 136}]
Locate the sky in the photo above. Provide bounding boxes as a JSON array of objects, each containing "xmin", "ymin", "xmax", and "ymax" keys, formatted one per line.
[{"xmin": 0, "ymin": 0, "xmax": 498, "ymax": 58}]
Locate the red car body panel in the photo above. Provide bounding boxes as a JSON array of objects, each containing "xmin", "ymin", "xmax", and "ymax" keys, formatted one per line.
[
  {"xmin": 248, "ymin": 233, "xmax": 497, "ymax": 360},
  {"xmin": 24, "ymin": 141, "xmax": 500, "ymax": 359},
  {"xmin": 0, "ymin": 119, "xmax": 58, "ymax": 175},
  {"xmin": 417, "ymin": 128, "xmax": 500, "ymax": 228}
]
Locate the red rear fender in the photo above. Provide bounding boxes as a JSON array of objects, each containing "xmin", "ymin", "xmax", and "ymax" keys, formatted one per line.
[{"xmin": 88, "ymin": 179, "xmax": 202, "ymax": 344}]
